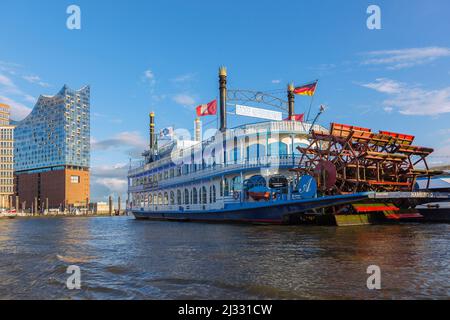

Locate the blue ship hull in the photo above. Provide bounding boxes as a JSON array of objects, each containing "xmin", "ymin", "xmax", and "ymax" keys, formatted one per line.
[{"xmin": 132, "ymin": 193, "xmax": 371, "ymax": 224}]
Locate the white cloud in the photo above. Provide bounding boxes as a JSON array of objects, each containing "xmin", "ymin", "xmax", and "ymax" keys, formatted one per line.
[
  {"xmin": 92, "ymin": 163, "xmax": 129, "ymax": 179},
  {"xmin": 172, "ymin": 73, "xmax": 196, "ymax": 83},
  {"xmin": 91, "ymin": 131, "xmax": 147, "ymax": 157},
  {"xmin": 362, "ymin": 78, "xmax": 450, "ymax": 116},
  {"xmin": 143, "ymin": 69, "xmax": 156, "ymax": 86},
  {"xmin": 92, "ymin": 177, "xmax": 128, "ymax": 194},
  {"xmin": 429, "ymin": 143, "xmax": 450, "ymax": 167},
  {"xmin": 361, "ymin": 78, "xmax": 403, "ymax": 94},
  {"xmin": 173, "ymin": 94, "xmax": 196, "ymax": 107},
  {"xmin": 437, "ymin": 128, "xmax": 450, "ymax": 135},
  {"xmin": 271, "ymin": 79, "xmax": 281, "ymax": 84},
  {"xmin": 22, "ymin": 75, "xmax": 51, "ymax": 87},
  {"xmin": 0, "ymin": 63, "xmax": 52, "ymax": 120},
  {"xmin": 0, "ymin": 61, "xmax": 21, "ymax": 75},
  {"xmin": 308, "ymin": 63, "xmax": 337, "ymax": 75},
  {"xmin": 0, "ymin": 73, "xmax": 34, "ymax": 120},
  {"xmin": 362, "ymin": 47, "xmax": 450, "ymax": 69},
  {"xmin": 23, "ymin": 94, "xmax": 36, "ymax": 103},
  {"xmin": 91, "ymin": 162, "xmax": 129, "ymax": 199},
  {"xmin": 0, "ymin": 95, "xmax": 32, "ymax": 120},
  {"xmin": 0, "ymin": 74, "xmax": 15, "ymax": 87},
  {"xmin": 142, "ymin": 69, "xmax": 157, "ymax": 94},
  {"xmin": 143, "ymin": 69, "xmax": 155, "ymax": 81},
  {"xmin": 92, "ymin": 112, "xmax": 123, "ymax": 124},
  {"xmin": 0, "ymin": 73, "xmax": 24, "ymax": 96}
]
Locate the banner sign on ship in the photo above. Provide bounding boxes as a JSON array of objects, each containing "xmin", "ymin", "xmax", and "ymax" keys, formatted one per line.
[{"xmin": 235, "ymin": 104, "xmax": 282, "ymax": 121}]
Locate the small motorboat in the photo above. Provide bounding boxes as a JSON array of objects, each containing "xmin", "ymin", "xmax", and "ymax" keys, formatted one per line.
[{"xmin": 0, "ymin": 210, "xmax": 17, "ymax": 219}]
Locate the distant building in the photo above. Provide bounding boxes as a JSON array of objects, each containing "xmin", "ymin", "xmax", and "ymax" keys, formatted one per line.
[
  {"xmin": 0, "ymin": 103, "xmax": 14, "ymax": 209},
  {"xmin": 14, "ymin": 85, "xmax": 90, "ymax": 210},
  {"xmin": 90, "ymin": 201, "xmax": 113, "ymax": 214}
]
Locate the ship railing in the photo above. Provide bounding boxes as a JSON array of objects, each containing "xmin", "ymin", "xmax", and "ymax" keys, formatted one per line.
[
  {"xmin": 129, "ymin": 154, "xmax": 300, "ymax": 192},
  {"xmin": 155, "ymin": 155, "xmax": 300, "ymax": 189},
  {"xmin": 128, "ymin": 156, "xmax": 174, "ymax": 176},
  {"xmin": 128, "ymin": 155, "xmax": 301, "ymax": 192},
  {"xmin": 128, "ymin": 121, "xmax": 327, "ymax": 177}
]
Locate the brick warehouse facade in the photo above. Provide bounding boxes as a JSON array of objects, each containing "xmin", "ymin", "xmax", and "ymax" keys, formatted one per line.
[
  {"xmin": 14, "ymin": 85, "xmax": 90, "ymax": 211},
  {"xmin": 15, "ymin": 167, "xmax": 90, "ymax": 210}
]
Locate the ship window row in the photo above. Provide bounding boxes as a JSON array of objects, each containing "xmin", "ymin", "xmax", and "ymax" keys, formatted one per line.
[
  {"xmin": 132, "ymin": 141, "xmax": 309, "ymax": 187},
  {"xmin": 132, "ymin": 163, "xmax": 241, "ymax": 187},
  {"xmin": 133, "ymin": 174, "xmax": 247, "ymax": 205},
  {"xmin": 134, "ymin": 185, "xmax": 217, "ymax": 206}
]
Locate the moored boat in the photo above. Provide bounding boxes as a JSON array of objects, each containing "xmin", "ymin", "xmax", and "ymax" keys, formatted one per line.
[{"xmin": 127, "ymin": 68, "xmax": 450, "ymax": 225}]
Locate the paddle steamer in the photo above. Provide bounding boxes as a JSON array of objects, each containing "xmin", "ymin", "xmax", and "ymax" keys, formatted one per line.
[{"xmin": 127, "ymin": 68, "xmax": 449, "ymax": 225}]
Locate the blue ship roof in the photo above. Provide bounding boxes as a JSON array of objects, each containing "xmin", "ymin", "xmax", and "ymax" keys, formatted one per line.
[{"xmin": 417, "ymin": 175, "xmax": 450, "ymax": 190}]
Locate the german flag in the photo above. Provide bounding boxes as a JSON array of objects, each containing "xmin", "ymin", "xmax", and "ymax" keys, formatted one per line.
[{"xmin": 294, "ymin": 81, "xmax": 318, "ymax": 96}]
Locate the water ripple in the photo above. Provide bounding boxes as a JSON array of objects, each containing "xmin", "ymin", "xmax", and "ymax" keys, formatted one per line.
[{"xmin": 0, "ymin": 217, "xmax": 449, "ymax": 299}]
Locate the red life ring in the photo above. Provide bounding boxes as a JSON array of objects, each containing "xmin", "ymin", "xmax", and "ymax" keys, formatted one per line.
[{"xmin": 314, "ymin": 160, "xmax": 337, "ymax": 190}]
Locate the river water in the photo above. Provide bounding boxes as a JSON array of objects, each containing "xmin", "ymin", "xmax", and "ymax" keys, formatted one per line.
[{"xmin": 0, "ymin": 216, "xmax": 448, "ymax": 300}]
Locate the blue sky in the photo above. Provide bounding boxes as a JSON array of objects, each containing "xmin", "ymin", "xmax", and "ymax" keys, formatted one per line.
[{"xmin": 1, "ymin": 0, "xmax": 450, "ymax": 201}]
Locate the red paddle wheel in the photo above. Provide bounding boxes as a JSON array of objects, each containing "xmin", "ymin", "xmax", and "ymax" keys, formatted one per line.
[{"xmin": 291, "ymin": 123, "xmax": 442, "ymax": 195}]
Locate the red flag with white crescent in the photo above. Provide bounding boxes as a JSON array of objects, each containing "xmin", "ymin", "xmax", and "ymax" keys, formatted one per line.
[
  {"xmin": 196, "ymin": 100, "xmax": 217, "ymax": 117},
  {"xmin": 284, "ymin": 114, "xmax": 305, "ymax": 122}
]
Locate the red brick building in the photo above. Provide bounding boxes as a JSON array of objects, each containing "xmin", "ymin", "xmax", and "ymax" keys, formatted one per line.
[
  {"xmin": 14, "ymin": 85, "xmax": 90, "ymax": 212},
  {"xmin": 15, "ymin": 166, "xmax": 89, "ymax": 210}
]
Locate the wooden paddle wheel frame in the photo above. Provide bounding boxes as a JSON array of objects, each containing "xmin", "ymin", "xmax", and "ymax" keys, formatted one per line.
[{"xmin": 292, "ymin": 123, "xmax": 442, "ymax": 195}]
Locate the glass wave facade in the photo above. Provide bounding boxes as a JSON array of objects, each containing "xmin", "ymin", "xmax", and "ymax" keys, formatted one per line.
[{"xmin": 14, "ymin": 85, "xmax": 90, "ymax": 172}]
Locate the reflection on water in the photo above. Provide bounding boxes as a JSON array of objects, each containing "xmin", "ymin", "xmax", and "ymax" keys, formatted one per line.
[{"xmin": 0, "ymin": 217, "xmax": 449, "ymax": 299}]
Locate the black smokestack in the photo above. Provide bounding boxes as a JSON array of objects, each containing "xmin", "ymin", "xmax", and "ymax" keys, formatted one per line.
[
  {"xmin": 149, "ymin": 112, "xmax": 155, "ymax": 151},
  {"xmin": 288, "ymin": 83, "xmax": 295, "ymax": 120},
  {"xmin": 219, "ymin": 66, "xmax": 227, "ymax": 132}
]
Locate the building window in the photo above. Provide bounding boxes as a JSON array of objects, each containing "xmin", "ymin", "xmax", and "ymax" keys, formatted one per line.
[{"xmin": 71, "ymin": 175, "xmax": 80, "ymax": 183}]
